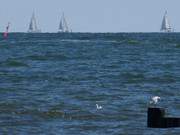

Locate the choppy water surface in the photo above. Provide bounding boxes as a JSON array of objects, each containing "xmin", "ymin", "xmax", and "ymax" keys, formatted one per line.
[{"xmin": 0, "ymin": 33, "xmax": 180, "ymax": 134}]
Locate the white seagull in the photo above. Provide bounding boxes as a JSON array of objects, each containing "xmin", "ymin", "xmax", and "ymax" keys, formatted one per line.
[
  {"xmin": 96, "ymin": 104, "xmax": 102, "ymax": 110},
  {"xmin": 150, "ymin": 96, "xmax": 161, "ymax": 105}
]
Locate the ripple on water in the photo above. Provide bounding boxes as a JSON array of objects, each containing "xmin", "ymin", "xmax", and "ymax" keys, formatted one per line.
[
  {"xmin": 0, "ymin": 59, "xmax": 29, "ymax": 68},
  {"xmin": 25, "ymin": 54, "xmax": 68, "ymax": 61}
]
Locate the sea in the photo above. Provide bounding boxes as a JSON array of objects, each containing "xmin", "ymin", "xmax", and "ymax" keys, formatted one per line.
[{"xmin": 0, "ymin": 33, "xmax": 180, "ymax": 134}]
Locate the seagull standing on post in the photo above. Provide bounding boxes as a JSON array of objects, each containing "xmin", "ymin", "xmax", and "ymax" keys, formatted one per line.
[{"xmin": 150, "ymin": 96, "xmax": 161, "ymax": 105}]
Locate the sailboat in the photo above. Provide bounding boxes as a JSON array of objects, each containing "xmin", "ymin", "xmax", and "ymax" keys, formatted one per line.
[
  {"xmin": 3, "ymin": 22, "xmax": 10, "ymax": 38},
  {"xmin": 58, "ymin": 13, "xmax": 70, "ymax": 33},
  {"xmin": 28, "ymin": 12, "xmax": 41, "ymax": 33},
  {"xmin": 160, "ymin": 11, "xmax": 173, "ymax": 32}
]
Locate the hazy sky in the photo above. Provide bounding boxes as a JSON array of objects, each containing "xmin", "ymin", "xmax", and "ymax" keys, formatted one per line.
[{"xmin": 0, "ymin": 0, "xmax": 179, "ymax": 32}]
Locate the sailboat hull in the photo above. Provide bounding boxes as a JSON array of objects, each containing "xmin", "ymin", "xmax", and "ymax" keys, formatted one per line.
[
  {"xmin": 58, "ymin": 30, "xmax": 69, "ymax": 33},
  {"xmin": 28, "ymin": 30, "xmax": 41, "ymax": 33}
]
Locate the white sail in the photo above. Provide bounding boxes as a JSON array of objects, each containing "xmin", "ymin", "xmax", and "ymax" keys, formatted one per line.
[
  {"xmin": 28, "ymin": 12, "xmax": 41, "ymax": 33},
  {"xmin": 160, "ymin": 11, "xmax": 173, "ymax": 32},
  {"xmin": 58, "ymin": 13, "xmax": 70, "ymax": 33}
]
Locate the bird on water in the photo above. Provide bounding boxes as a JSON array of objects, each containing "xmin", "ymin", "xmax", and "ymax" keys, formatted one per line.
[{"xmin": 96, "ymin": 104, "xmax": 102, "ymax": 110}]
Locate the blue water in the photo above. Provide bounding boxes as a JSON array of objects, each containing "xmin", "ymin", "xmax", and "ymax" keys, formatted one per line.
[{"xmin": 0, "ymin": 33, "xmax": 180, "ymax": 134}]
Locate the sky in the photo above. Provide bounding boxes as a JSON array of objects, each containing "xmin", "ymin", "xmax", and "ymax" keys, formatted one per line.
[{"xmin": 0, "ymin": 0, "xmax": 179, "ymax": 32}]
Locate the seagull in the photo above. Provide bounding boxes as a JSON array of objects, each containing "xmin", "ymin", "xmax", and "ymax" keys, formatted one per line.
[
  {"xmin": 96, "ymin": 104, "xmax": 102, "ymax": 110},
  {"xmin": 150, "ymin": 96, "xmax": 161, "ymax": 105}
]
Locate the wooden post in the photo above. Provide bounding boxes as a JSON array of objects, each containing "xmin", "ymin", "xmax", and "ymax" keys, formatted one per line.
[
  {"xmin": 148, "ymin": 107, "xmax": 180, "ymax": 128},
  {"xmin": 148, "ymin": 107, "xmax": 165, "ymax": 128}
]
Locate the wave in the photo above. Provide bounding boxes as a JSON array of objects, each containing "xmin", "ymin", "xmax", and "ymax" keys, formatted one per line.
[
  {"xmin": 25, "ymin": 54, "xmax": 68, "ymax": 61},
  {"xmin": 0, "ymin": 59, "xmax": 29, "ymax": 67}
]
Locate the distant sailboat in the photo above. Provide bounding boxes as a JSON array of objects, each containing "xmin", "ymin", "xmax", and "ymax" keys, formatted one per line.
[
  {"xmin": 160, "ymin": 11, "xmax": 173, "ymax": 32},
  {"xmin": 58, "ymin": 13, "xmax": 70, "ymax": 33},
  {"xmin": 3, "ymin": 22, "xmax": 10, "ymax": 38},
  {"xmin": 28, "ymin": 12, "xmax": 41, "ymax": 33}
]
